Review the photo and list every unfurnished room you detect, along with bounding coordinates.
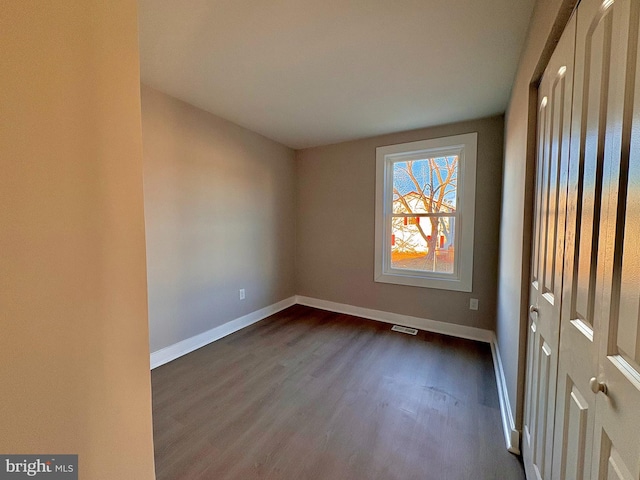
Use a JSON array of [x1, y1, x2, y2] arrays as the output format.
[[3, 1, 640, 480]]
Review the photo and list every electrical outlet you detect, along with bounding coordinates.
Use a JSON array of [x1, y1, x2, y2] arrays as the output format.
[[239, 289, 245, 300], [470, 298, 479, 310]]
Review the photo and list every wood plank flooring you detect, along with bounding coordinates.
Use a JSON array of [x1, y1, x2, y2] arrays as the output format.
[[152, 305, 525, 480]]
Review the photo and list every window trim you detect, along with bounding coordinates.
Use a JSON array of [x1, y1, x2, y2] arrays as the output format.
[[374, 132, 477, 292]]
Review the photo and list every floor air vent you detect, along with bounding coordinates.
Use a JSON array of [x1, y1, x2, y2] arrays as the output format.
[[391, 325, 418, 335]]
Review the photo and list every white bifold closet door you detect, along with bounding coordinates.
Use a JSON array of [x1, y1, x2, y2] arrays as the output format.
[[523, 10, 575, 480], [525, 0, 640, 479]]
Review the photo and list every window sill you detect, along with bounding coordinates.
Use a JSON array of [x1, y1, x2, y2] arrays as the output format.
[[374, 271, 472, 292]]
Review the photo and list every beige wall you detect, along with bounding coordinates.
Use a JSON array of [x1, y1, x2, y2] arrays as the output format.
[[0, 2, 155, 479], [141, 85, 296, 353], [497, 0, 576, 428], [296, 116, 504, 331]]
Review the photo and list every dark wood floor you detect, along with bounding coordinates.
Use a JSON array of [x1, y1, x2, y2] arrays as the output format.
[[152, 305, 525, 480]]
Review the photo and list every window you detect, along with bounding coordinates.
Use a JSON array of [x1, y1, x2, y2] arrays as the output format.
[[374, 133, 477, 292]]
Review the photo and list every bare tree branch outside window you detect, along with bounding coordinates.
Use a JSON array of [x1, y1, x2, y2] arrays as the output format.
[[391, 156, 458, 273]]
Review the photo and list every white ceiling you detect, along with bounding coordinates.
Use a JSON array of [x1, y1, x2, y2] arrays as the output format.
[[138, 0, 535, 149]]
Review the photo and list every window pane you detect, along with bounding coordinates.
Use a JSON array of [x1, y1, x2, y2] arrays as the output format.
[[393, 157, 458, 214], [391, 216, 455, 273]]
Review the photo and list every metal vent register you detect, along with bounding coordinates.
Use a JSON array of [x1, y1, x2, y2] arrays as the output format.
[[391, 325, 418, 335]]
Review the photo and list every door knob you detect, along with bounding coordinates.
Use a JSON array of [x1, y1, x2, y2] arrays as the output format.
[[529, 305, 539, 318], [589, 377, 607, 395]]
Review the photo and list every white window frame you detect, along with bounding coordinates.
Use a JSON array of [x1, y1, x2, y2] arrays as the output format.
[[374, 132, 477, 292]]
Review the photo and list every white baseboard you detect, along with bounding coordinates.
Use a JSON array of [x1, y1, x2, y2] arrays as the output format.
[[295, 295, 494, 343], [490, 334, 521, 454], [150, 296, 296, 369]]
